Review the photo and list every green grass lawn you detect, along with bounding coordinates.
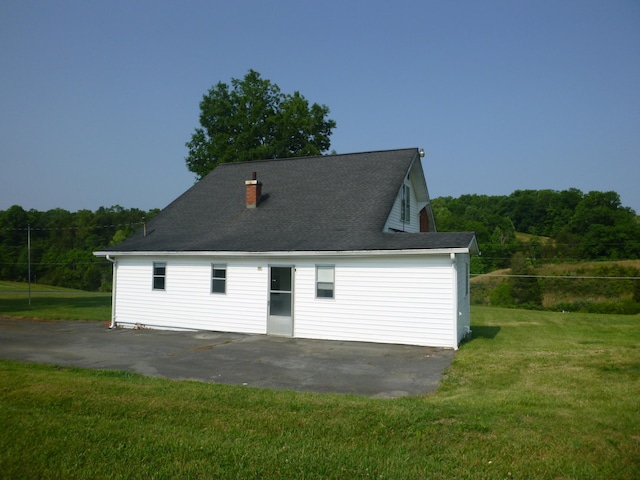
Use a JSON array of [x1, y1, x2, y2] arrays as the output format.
[[0, 305, 639, 478], [0, 281, 111, 321]]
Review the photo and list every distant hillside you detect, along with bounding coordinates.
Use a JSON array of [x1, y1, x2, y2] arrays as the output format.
[[432, 189, 640, 273], [471, 260, 640, 314], [2, 188, 639, 293], [0, 205, 158, 291]]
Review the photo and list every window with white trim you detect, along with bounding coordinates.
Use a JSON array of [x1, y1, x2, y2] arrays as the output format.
[[316, 265, 335, 298], [211, 264, 227, 294], [401, 184, 411, 223], [153, 262, 166, 290]]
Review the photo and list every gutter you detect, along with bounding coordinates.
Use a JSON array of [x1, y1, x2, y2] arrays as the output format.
[[105, 255, 117, 329], [94, 247, 475, 258]]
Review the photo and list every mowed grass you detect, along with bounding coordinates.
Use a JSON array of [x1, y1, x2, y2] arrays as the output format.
[[0, 281, 111, 321], [1, 306, 639, 478]]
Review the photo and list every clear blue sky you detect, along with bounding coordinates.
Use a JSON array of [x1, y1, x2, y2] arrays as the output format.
[[1, 0, 639, 214]]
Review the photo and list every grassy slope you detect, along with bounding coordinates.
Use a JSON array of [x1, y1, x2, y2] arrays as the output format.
[[0, 281, 111, 321], [1, 306, 639, 479], [0, 280, 89, 293], [472, 259, 640, 308]]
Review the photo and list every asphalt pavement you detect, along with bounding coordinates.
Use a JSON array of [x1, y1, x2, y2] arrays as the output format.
[[0, 316, 455, 398]]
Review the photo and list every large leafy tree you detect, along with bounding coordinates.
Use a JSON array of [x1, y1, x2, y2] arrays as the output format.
[[185, 70, 337, 178]]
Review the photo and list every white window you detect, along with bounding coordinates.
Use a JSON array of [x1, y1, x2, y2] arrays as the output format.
[[401, 184, 411, 223], [211, 264, 227, 294], [153, 262, 166, 290], [316, 265, 335, 298]]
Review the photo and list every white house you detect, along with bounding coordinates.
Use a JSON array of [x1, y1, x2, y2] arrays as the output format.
[[95, 148, 479, 349]]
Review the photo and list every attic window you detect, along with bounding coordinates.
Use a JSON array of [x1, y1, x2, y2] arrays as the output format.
[[401, 184, 411, 223]]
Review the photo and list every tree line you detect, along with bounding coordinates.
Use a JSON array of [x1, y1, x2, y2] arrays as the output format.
[[434, 189, 640, 313], [0, 205, 158, 291], [432, 188, 640, 273], [1, 188, 638, 293]]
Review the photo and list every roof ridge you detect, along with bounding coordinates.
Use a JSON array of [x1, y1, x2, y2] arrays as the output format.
[[216, 147, 419, 168]]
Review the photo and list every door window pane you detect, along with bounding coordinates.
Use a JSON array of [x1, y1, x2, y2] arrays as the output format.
[[270, 292, 292, 316], [271, 266, 292, 291]]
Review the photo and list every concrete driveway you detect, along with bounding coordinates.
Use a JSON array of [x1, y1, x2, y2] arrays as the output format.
[[0, 316, 455, 398]]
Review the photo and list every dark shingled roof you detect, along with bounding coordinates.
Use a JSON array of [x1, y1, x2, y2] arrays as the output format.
[[101, 148, 477, 253]]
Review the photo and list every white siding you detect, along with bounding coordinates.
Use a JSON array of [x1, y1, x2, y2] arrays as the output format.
[[455, 253, 471, 345], [115, 256, 268, 333], [384, 177, 420, 233], [294, 255, 456, 347], [112, 253, 461, 348]]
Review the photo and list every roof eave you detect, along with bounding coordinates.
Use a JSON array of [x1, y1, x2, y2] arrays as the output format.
[[468, 236, 481, 255], [94, 247, 475, 258]]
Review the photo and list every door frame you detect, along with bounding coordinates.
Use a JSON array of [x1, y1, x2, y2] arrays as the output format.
[[267, 265, 294, 336]]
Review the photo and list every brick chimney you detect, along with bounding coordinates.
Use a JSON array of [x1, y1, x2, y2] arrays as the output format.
[[245, 172, 262, 208]]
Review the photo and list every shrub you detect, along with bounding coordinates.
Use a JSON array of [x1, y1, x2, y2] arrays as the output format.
[[509, 252, 542, 306], [490, 282, 513, 307]]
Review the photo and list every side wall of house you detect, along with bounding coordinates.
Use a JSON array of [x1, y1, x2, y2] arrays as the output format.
[[113, 254, 459, 348], [455, 253, 471, 345], [114, 256, 269, 333]]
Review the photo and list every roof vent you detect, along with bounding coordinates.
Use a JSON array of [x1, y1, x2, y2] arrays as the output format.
[[245, 172, 262, 208]]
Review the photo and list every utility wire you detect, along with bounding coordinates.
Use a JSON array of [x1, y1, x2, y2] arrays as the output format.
[[0, 222, 144, 232], [472, 274, 640, 280]]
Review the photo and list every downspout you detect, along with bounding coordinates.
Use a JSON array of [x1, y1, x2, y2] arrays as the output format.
[[106, 255, 117, 329]]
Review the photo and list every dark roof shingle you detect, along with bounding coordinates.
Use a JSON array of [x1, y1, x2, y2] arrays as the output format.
[[101, 148, 477, 253]]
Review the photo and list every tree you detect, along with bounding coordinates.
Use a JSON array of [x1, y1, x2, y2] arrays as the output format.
[[0, 205, 158, 291], [509, 252, 542, 307], [185, 70, 337, 178]]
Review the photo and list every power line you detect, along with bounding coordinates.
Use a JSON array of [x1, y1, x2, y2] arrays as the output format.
[[472, 274, 640, 280], [479, 241, 640, 247], [0, 222, 144, 232]]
